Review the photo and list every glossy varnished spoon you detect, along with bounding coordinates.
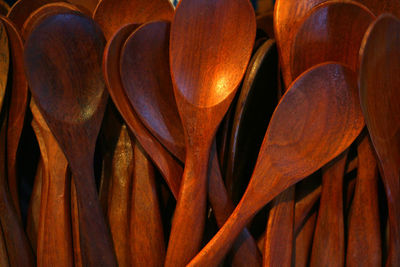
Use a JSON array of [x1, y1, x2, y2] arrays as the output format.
[[93, 0, 173, 40], [168, 1, 256, 265], [347, 132, 381, 267], [189, 63, 364, 266], [290, 1, 375, 82], [24, 13, 116, 266], [359, 14, 400, 266], [120, 20, 261, 267]]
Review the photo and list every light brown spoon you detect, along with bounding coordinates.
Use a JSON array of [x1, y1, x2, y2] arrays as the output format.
[[358, 14, 400, 266], [189, 62, 364, 266], [167, 1, 256, 265], [24, 13, 116, 265], [93, 0, 173, 40]]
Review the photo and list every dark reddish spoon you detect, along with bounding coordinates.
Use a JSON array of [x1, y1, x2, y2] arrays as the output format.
[[359, 14, 400, 266], [189, 63, 364, 266], [24, 13, 116, 266]]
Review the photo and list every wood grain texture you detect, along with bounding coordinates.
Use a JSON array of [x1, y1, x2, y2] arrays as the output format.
[[93, 0, 173, 40], [168, 1, 256, 265], [106, 124, 133, 267], [130, 137, 165, 267], [290, 1, 374, 82], [310, 151, 348, 267], [30, 100, 73, 266], [294, 209, 317, 267], [121, 21, 185, 162], [358, 14, 400, 266], [24, 13, 116, 266], [103, 23, 181, 198], [224, 39, 278, 204], [346, 133, 381, 267], [71, 178, 82, 267], [189, 63, 364, 267], [1, 15, 28, 218], [274, 0, 399, 88], [21, 2, 81, 41], [0, 83, 34, 266], [263, 186, 295, 267], [26, 157, 42, 251]]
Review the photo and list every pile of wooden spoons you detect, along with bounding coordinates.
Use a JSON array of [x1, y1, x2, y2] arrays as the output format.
[[0, 0, 395, 266]]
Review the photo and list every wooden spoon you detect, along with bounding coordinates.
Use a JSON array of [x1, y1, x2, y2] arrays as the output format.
[[1, 15, 28, 220], [294, 208, 318, 267], [21, 2, 82, 41], [189, 62, 364, 266], [93, 0, 173, 40], [0, 17, 8, 117], [118, 21, 261, 267], [310, 151, 348, 267], [24, 13, 116, 266], [358, 14, 400, 266], [168, 1, 256, 265], [30, 101, 73, 266], [120, 21, 185, 162], [290, 1, 375, 82], [346, 132, 381, 267], [224, 39, 278, 204]]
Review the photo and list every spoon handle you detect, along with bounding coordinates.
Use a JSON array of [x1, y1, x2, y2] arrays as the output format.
[[72, 163, 117, 266], [310, 151, 348, 267], [165, 145, 210, 267], [208, 141, 262, 267], [71, 178, 83, 267], [346, 134, 381, 266], [130, 137, 165, 267], [295, 208, 317, 267], [263, 186, 295, 267]]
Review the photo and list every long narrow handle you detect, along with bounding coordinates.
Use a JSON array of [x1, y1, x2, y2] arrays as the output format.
[[208, 142, 262, 267], [73, 163, 117, 266], [130, 138, 165, 267], [295, 209, 317, 267], [263, 186, 295, 267], [165, 144, 211, 267], [310, 151, 348, 267], [346, 135, 381, 266], [71, 179, 82, 267]]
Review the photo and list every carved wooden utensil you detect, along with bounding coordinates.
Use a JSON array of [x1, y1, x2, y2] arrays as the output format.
[[168, 0, 256, 265], [189, 63, 364, 266], [274, 0, 400, 88], [347, 133, 381, 267], [310, 151, 348, 267], [359, 14, 400, 266], [120, 20, 261, 267], [93, 0, 173, 40], [0, 16, 8, 117], [30, 100, 73, 266], [24, 13, 116, 266], [0, 15, 28, 218], [120, 21, 185, 162], [224, 39, 278, 204], [290, 1, 374, 82]]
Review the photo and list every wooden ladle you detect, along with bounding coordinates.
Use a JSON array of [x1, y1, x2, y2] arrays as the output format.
[[24, 13, 116, 266], [168, 0, 256, 265], [189, 63, 364, 266], [358, 14, 400, 266]]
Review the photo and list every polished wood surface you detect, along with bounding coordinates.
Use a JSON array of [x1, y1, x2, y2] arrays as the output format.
[[346, 133, 381, 267], [93, 0, 173, 40], [290, 1, 374, 82], [189, 63, 364, 266], [359, 14, 400, 266], [121, 21, 185, 162], [24, 13, 116, 266], [168, 1, 256, 265], [310, 151, 348, 267]]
